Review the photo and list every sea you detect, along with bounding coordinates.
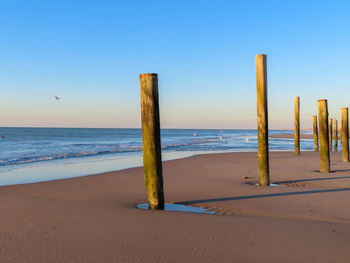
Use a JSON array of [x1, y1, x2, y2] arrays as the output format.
[[0, 127, 314, 186]]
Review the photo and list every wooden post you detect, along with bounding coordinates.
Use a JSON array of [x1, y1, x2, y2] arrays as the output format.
[[139, 73, 164, 210], [341, 107, 349, 162], [334, 119, 338, 151], [329, 118, 333, 151], [294, 96, 300, 155], [318, 100, 330, 173], [256, 54, 270, 186], [313, 115, 319, 151]]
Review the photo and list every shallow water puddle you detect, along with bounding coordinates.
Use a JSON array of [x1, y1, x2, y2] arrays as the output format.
[[270, 183, 287, 187], [137, 203, 217, 214], [254, 183, 287, 187]]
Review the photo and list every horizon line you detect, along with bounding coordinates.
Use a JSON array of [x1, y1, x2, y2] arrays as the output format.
[[0, 126, 312, 131]]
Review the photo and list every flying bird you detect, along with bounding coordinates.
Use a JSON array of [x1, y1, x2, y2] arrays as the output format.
[[54, 96, 60, 100]]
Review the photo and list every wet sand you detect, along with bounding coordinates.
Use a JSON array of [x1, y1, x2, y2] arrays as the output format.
[[0, 151, 350, 262]]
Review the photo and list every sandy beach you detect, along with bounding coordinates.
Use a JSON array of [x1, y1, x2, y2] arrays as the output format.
[[3, 0, 350, 262], [0, 151, 349, 262]]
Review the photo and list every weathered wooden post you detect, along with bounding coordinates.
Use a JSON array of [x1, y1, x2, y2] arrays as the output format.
[[256, 54, 270, 186], [334, 119, 338, 151], [329, 118, 333, 151], [139, 73, 164, 210], [313, 115, 319, 151], [341, 107, 349, 162], [294, 96, 300, 155], [318, 100, 330, 172]]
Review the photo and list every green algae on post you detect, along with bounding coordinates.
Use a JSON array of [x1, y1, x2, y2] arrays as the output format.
[[334, 119, 338, 151], [318, 100, 330, 173], [294, 96, 300, 155], [313, 115, 319, 151], [329, 118, 333, 151], [341, 108, 349, 162], [139, 73, 165, 210], [256, 54, 270, 186]]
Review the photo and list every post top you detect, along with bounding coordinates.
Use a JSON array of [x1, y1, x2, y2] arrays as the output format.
[[341, 107, 349, 110], [317, 99, 327, 102], [139, 73, 158, 78], [255, 54, 267, 57]]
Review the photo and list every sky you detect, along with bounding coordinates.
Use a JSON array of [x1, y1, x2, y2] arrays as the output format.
[[1, 0, 350, 129]]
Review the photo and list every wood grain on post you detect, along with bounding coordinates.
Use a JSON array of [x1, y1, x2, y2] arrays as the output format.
[[313, 115, 319, 151], [329, 118, 333, 151], [256, 54, 270, 186], [318, 100, 330, 173], [294, 96, 300, 155], [334, 119, 338, 151], [341, 107, 349, 162], [139, 73, 164, 210]]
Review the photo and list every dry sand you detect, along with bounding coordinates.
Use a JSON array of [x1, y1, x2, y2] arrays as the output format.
[[0, 151, 350, 262]]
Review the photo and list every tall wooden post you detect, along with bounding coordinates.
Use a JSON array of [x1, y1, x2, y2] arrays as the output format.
[[256, 54, 270, 186], [294, 96, 300, 155], [139, 73, 164, 210], [313, 115, 319, 151], [318, 100, 330, 173], [341, 107, 349, 162], [334, 119, 338, 151], [329, 118, 333, 151]]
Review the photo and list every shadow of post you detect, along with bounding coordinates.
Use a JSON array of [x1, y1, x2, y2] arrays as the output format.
[[177, 187, 350, 205], [275, 175, 350, 184]]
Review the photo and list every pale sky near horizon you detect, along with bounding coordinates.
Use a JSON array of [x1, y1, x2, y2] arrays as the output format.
[[1, 0, 350, 129]]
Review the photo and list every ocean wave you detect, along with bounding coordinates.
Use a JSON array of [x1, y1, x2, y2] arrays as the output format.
[[0, 128, 314, 166], [0, 135, 241, 166], [0, 145, 146, 166], [0, 138, 215, 166]]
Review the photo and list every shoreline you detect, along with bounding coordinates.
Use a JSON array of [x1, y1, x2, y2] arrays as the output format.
[[0, 128, 317, 187], [0, 148, 316, 187], [0, 150, 350, 262], [0, 150, 224, 187]]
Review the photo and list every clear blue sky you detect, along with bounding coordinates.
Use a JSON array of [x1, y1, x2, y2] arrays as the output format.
[[1, 0, 349, 129]]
